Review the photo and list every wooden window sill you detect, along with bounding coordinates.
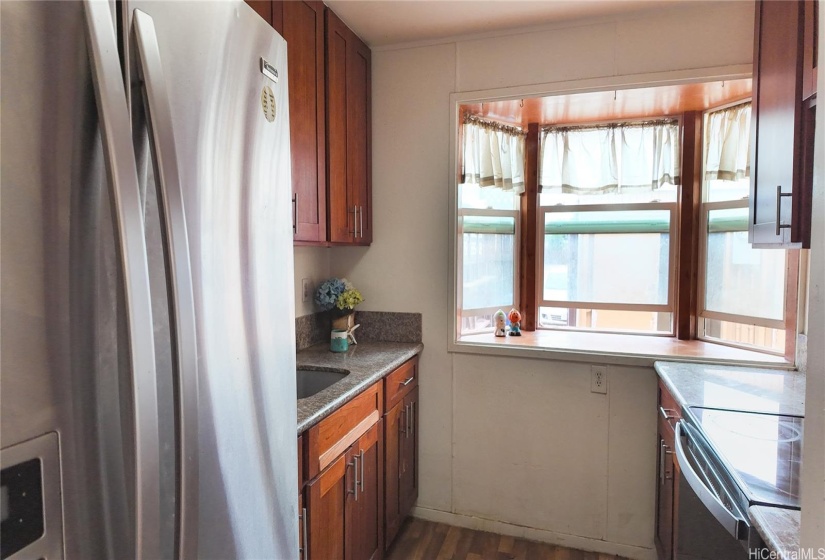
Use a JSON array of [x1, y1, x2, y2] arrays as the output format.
[[453, 330, 792, 369]]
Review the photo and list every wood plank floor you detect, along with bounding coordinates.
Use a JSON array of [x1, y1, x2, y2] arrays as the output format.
[[385, 518, 631, 560]]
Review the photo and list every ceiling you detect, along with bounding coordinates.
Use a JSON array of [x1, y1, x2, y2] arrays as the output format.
[[460, 79, 753, 127], [325, 0, 694, 47]]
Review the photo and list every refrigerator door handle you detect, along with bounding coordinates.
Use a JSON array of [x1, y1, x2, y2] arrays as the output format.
[[83, 1, 161, 558], [133, 9, 200, 560]]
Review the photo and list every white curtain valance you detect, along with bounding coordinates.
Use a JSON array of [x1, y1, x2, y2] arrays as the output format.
[[704, 102, 751, 181], [539, 120, 680, 194], [462, 116, 526, 194]]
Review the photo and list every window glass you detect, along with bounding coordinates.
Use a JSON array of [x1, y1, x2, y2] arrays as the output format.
[[539, 183, 677, 206], [543, 210, 670, 305], [704, 177, 750, 203], [459, 182, 518, 210], [702, 319, 785, 354], [461, 216, 515, 311], [539, 306, 672, 334], [704, 208, 785, 321]]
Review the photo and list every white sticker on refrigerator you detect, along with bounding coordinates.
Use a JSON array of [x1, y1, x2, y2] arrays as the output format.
[[261, 86, 276, 123]]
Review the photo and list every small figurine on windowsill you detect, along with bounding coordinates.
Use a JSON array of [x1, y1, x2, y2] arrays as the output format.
[[508, 308, 522, 336], [494, 309, 507, 337]]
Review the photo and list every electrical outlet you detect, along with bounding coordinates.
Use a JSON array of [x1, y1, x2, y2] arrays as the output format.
[[591, 365, 608, 394], [302, 278, 311, 303]]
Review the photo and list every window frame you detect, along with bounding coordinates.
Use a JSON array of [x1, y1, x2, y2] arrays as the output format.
[[536, 201, 678, 323], [447, 73, 801, 363]]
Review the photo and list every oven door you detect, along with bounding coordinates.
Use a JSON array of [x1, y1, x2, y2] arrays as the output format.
[[673, 421, 758, 560]]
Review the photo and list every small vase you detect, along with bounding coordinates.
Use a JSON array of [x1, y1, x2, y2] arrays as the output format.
[[331, 312, 355, 331]]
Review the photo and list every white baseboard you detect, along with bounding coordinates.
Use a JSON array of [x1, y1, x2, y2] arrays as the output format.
[[410, 506, 658, 560]]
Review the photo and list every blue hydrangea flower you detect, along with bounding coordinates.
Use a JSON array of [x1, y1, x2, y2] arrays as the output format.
[[315, 278, 345, 311]]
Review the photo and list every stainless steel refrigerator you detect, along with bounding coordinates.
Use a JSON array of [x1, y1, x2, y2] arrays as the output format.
[[1, 1, 298, 558]]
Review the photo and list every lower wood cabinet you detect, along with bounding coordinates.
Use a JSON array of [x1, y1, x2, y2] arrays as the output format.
[[384, 386, 418, 547], [655, 380, 681, 560], [306, 422, 382, 560], [300, 356, 419, 559]]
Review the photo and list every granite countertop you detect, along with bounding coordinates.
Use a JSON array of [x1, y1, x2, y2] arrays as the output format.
[[654, 361, 806, 416], [296, 341, 423, 434], [749, 506, 801, 559]]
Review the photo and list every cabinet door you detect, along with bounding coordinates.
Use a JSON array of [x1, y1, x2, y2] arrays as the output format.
[[283, 1, 327, 243], [383, 402, 403, 548], [299, 492, 307, 560], [326, 10, 371, 245], [307, 454, 349, 560], [346, 421, 383, 560], [346, 33, 372, 244], [802, 0, 818, 100], [399, 387, 418, 518], [326, 9, 352, 243], [749, 0, 807, 247], [655, 434, 675, 560]]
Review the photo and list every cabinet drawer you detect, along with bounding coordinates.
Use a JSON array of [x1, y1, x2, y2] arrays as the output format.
[[306, 382, 381, 480], [384, 357, 418, 413]]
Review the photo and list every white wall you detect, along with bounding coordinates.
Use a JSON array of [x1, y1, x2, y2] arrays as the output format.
[[293, 246, 329, 317], [323, 3, 758, 558], [800, 5, 825, 550]]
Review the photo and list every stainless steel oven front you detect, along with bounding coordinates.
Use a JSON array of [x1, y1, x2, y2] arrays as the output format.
[[673, 405, 803, 560]]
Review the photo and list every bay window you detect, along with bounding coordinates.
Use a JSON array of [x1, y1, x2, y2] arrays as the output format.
[[453, 90, 801, 361]]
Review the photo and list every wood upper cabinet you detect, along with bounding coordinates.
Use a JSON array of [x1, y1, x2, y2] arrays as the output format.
[[802, 0, 818, 101], [245, 0, 274, 26], [326, 9, 372, 245], [278, 0, 327, 243], [749, 0, 813, 248]]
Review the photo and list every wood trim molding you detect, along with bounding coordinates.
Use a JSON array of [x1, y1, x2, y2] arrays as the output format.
[[676, 111, 703, 340], [318, 410, 380, 473], [519, 123, 539, 331]]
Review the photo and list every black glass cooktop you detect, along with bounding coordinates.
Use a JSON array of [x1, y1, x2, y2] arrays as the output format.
[[687, 407, 803, 509]]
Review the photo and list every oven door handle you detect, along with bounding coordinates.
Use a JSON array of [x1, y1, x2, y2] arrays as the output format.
[[674, 421, 748, 541]]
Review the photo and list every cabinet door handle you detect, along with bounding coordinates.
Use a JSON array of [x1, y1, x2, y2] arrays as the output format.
[[348, 456, 359, 500], [359, 449, 365, 493], [400, 376, 415, 387], [405, 404, 411, 438], [775, 185, 792, 236], [659, 407, 676, 421], [350, 206, 357, 237], [660, 442, 673, 483], [659, 442, 666, 483], [299, 507, 307, 558], [359, 205, 363, 238], [292, 194, 297, 235], [411, 401, 415, 437]]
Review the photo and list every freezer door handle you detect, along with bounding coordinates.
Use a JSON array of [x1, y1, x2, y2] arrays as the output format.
[[83, 1, 161, 558], [133, 9, 200, 560]]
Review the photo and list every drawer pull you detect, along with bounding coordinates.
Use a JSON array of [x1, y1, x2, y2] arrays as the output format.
[[659, 406, 676, 421], [348, 456, 359, 501], [400, 376, 415, 387]]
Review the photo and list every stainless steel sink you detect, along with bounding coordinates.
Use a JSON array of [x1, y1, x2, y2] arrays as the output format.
[[297, 369, 349, 400]]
